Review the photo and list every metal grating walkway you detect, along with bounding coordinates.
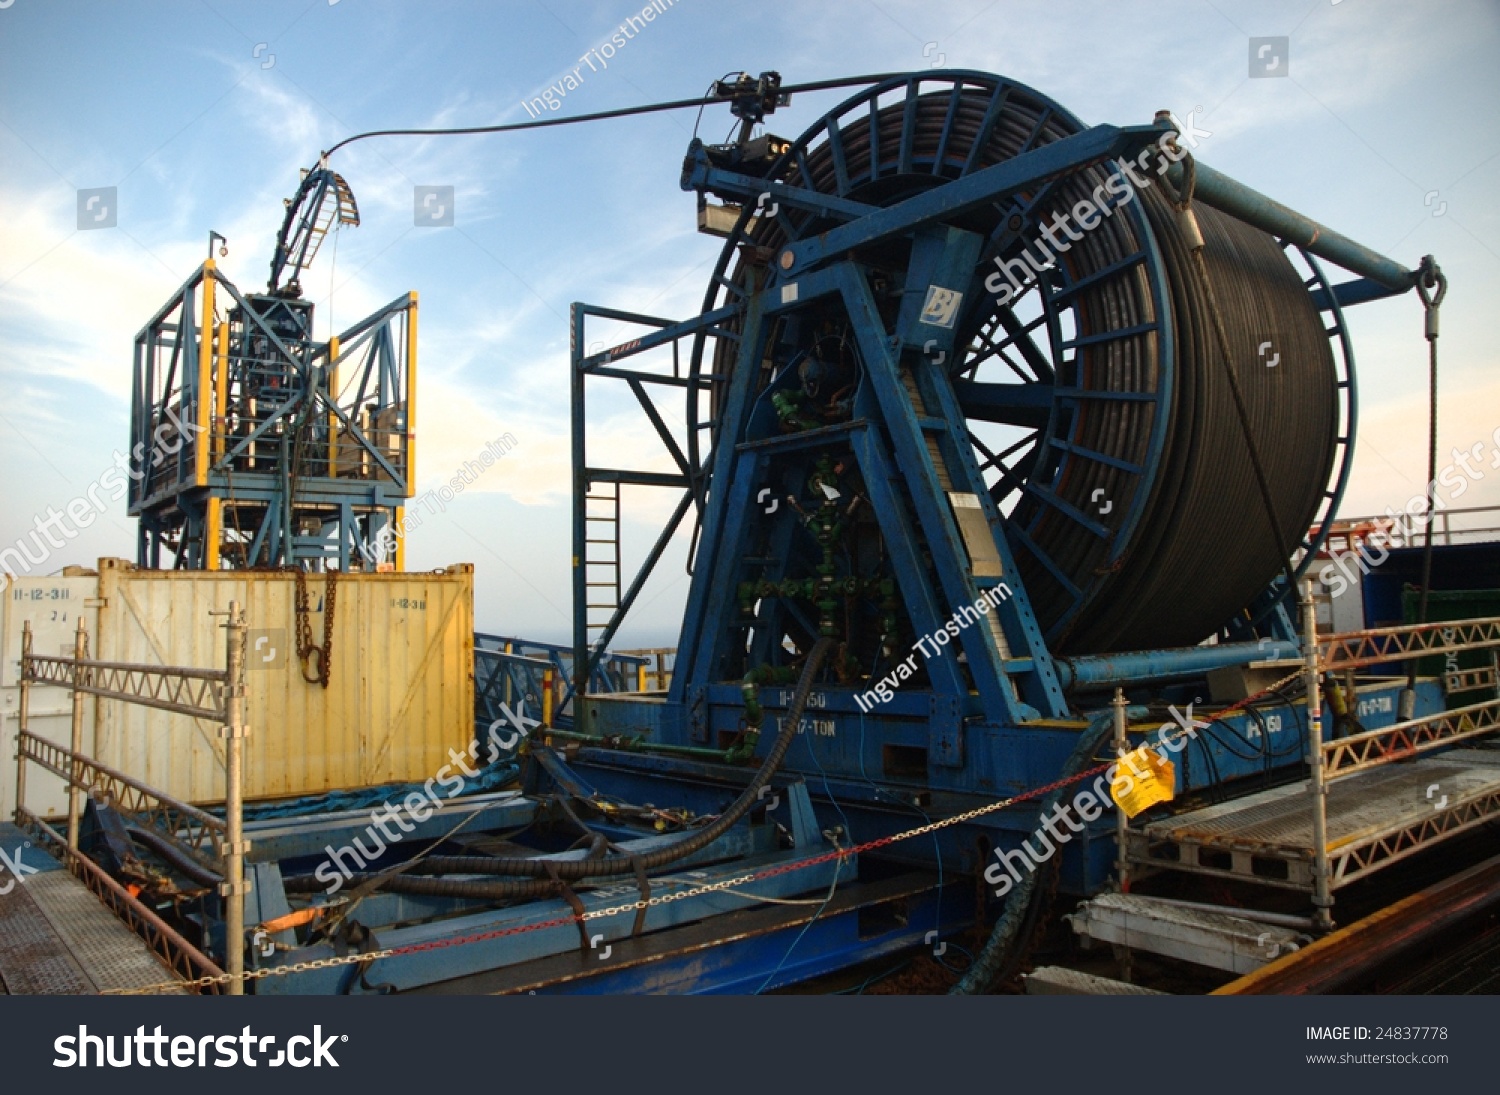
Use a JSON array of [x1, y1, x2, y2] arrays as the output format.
[[0, 827, 184, 995], [1128, 749, 1500, 892]]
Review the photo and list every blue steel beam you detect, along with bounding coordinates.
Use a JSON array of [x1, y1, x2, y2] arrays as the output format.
[[1162, 157, 1418, 292], [1055, 640, 1301, 689], [242, 792, 536, 864], [459, 875, 969, 995], [848, 424, 972, 708], [1309, 277, 1410, 311], [781, 123, 1167, 276], [255, 850, 846, 994], [577, 303, 741, 370], [836, 261, 1044, 726], [670, 290, 768, 705], [256, 783, 838, 994], [684, 155, 878, 222], [899, 231, 1069, 719]]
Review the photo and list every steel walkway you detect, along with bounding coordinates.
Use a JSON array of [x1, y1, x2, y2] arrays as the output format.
[[0, 823, 183, 995], [1128, 748, 1500, 892]]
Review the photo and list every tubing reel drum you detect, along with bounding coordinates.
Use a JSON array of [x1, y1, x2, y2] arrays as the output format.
[[684, 72, 1351, 672]]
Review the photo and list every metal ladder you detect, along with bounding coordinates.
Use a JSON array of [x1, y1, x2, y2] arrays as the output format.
[[286, 173, 361, 279], [584, 483, 622, 651]]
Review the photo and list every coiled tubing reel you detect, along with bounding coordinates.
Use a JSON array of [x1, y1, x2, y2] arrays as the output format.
[[678, 71, 1354, 671]]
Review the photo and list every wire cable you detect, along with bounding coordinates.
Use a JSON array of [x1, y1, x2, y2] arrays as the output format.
[[754, 834, 845, 995], [1408, 261, 1448, 695], [321, 74, 906, 158]]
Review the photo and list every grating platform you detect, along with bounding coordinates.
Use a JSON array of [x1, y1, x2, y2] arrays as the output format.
[[1128, 749, 1500, 892], [0, 825, 184, 995]]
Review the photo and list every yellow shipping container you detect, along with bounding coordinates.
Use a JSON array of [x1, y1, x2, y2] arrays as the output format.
[[78, 558, 474, 805]]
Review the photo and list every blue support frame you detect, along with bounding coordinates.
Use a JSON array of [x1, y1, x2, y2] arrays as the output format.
[[474, 633, 649, 733], [558, 67, 1428, 903], [246, 782, 848, 994], [152, 70, 1441, 996]]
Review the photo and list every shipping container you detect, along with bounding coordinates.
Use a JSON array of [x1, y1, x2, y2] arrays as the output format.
[[2, 572, 101, 820], [1401, 585, 1500, 700], [7, 559, 475, 808]]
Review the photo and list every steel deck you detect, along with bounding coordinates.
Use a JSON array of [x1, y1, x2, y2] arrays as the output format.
[[1128, 748, 1500, 891], [0, 824, 183, 995]]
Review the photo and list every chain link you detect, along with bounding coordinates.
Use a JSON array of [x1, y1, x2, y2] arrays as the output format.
[[294, 567, 313, 673], [321, 568, 336, 687], [293, 567, 335, 688]]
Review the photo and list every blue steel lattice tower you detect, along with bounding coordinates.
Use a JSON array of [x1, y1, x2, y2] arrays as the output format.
[[129, 168, 417, 571]]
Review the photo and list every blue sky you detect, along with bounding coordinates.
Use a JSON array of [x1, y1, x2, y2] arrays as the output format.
[[2, 0, 1498, 646]]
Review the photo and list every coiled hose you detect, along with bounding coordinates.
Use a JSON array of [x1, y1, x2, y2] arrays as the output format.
[[701, 77, 1338, 654], [126, 825, 223, 889], [284, 638, 834, 897], [1062, 185, 1337, 652]]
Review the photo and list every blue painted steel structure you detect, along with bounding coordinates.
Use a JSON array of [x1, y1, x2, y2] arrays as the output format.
[[474, 633, 649, 735], [99, 71, 1453, 995], [561, 70, 1430, 911], [131, 170, 416, 572]]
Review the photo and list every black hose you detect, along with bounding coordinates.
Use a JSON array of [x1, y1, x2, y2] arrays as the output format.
[[126, 825, 223, 888], [282, 872, 557, 901], [950, 714, 1114, 993], [292, 638, 834, 889], [322, 74, 905, 157]]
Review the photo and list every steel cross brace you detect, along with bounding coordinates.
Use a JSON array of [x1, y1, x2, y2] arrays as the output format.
[[683, 124, 1167, 281], [673, 253, 1065, 747], [829, 256, 1064, 726]]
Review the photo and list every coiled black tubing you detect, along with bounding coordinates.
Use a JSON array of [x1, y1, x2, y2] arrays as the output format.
[[707, 78, 1337, 654], [276, 80, 1338, 907], [281, 638, 835, 893]]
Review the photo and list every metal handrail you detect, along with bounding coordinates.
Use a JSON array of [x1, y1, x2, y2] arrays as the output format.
[[26, 654, 228, 682], [1315, 503, 1500, 548], [24, 653, 227, 721], [1319, 616, 1500, 672], [17, 731, 226, 864], [19, 808, 226, 993], [14, 606, 250, 994], [1322, 697, 1500, 780]]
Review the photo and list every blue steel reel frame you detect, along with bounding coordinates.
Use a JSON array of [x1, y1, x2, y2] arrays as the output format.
[[1226, 243, 1358, 640], [681, 71, 1178, 650], [569, 301, 740, 699]]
